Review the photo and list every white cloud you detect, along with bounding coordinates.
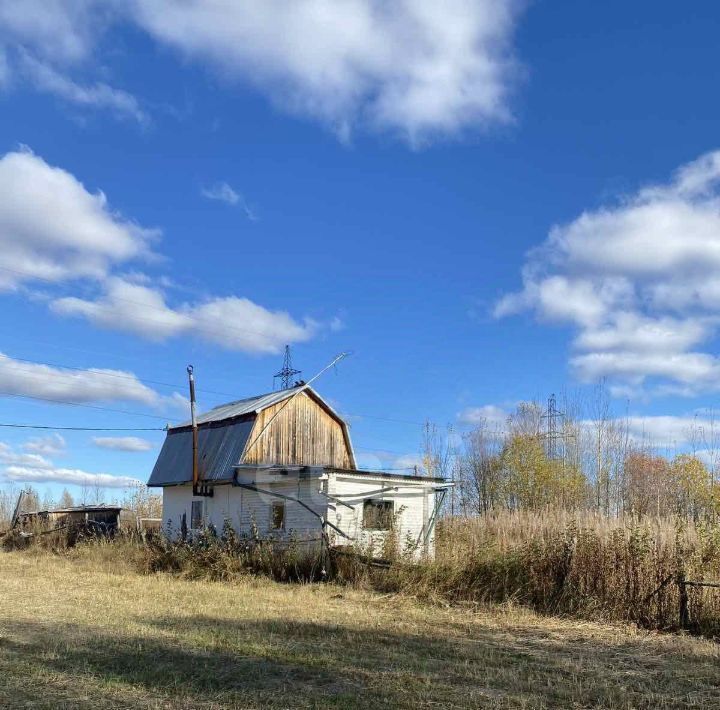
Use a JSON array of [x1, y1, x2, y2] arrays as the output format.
[[52, 276, 317, 354], [18, 52, 148, 124], [0, 2, 143, 121], [23, 433, 66, 456], [4, 464, 141, 488], [0, 1, 109, 65], [0, 441, 52, 468], [0, 436, 143, 488], [0, 351, 166, 406], [571, 351, 720, 389], [131, 0, 522, 142], [622, 415, 707, 447], [92, 436, 154, 452], [496, 150, 720, 396], [2, 1, 524, 143], [201, 182, 257, 220], [457, 404, 509, 427], [392, 454, 425, 472], [0, 147, 317, 352], [573, 313, 709, 354], [0, 148, 156, 290], [201, 182, 239, 205]]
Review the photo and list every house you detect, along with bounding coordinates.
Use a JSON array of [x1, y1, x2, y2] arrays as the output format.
[[148, 385, 449, 557]]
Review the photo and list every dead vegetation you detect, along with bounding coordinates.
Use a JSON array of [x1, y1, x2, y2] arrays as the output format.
[[6, 509, 720, 638], [1, 548, 720, 709], [369, 511, 720, 635]]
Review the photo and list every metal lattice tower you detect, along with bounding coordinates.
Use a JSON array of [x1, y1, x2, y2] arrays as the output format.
[[273, 345, 302, 390], [541, 393, 565, 460]]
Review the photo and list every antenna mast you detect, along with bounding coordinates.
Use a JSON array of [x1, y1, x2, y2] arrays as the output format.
[[274, 345, 302, 390]]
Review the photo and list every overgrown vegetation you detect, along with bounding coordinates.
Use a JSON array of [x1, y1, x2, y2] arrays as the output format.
[[376, 512, 720, 636], [9, 508, 720, 638]]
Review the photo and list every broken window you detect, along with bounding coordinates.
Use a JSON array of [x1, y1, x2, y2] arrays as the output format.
[[363, 499, 394, 530], [191, 500, 204, 530], [271, 501, 285, 530]]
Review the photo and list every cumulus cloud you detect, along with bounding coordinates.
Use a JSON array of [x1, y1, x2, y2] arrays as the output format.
[[0, 442, 52, 468], [496, 150, 720, 396], [22, 433, 66, 456], [92, 436, 154, 452], [0, 148, 156, 290], [0, 437, 143, 488], [0, 148, 317, 352], [132, 0, 522, 142], [2, 1, 524, 143], [0, 352, 168, 406], [621, 415, 709, 447], [52, 276, 316, 354], [4, 464, 141, 488]]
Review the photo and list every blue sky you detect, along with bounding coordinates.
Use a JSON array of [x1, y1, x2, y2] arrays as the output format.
[[1, 1, 720, 500]]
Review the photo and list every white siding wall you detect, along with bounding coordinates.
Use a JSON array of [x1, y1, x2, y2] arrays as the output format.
[[161, 472, 439, 558], [161, 477, 325, 540], [328, 473, 436, 558]]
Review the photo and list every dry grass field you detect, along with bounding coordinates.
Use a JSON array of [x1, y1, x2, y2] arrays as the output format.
[[1, 549, 720, 709]]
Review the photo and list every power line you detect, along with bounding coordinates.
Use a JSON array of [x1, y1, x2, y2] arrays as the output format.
[[0, 423, 165, 431], [0, 390, 176, 422], [3, 354, 186, 392], [0, 353, 427, 428], [344, 412, 425, 426]]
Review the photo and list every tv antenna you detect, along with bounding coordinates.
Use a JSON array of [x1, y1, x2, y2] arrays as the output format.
[[273, 345, 302, 390]]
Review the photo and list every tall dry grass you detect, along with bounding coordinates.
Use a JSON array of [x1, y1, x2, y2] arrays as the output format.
[[6, 509, 720, 636], [347, 510, 720, 635]]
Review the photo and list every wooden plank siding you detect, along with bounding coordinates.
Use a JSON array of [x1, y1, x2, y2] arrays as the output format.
[[241, 391, 354, 468]]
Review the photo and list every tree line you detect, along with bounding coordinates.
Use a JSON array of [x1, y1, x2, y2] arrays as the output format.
[[424, 386, 720, 521]]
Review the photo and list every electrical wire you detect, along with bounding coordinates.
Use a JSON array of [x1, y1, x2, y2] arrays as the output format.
[[0, 352, 427, 427], [0, 390, 177, 422], [0, 423, 165, 431]]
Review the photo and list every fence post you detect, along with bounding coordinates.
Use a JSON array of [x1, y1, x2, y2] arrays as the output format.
[[677, 570, 690, 630]]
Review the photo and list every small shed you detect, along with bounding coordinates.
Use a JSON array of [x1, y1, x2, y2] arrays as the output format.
[[148, 385, 449, 557], [13, 503, 122, 536]]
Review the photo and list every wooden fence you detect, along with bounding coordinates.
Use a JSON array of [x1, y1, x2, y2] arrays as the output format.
[[644, 571, 720, 630]]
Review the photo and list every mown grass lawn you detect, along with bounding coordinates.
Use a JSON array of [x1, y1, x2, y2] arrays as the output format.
[[0, 550, 719, 709]]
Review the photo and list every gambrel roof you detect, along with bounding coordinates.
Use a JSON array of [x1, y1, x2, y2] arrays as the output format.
[[148, 385, 355, 486]]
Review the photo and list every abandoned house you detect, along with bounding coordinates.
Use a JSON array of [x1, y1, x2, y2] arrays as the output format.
[[148, 385, 448, 557]]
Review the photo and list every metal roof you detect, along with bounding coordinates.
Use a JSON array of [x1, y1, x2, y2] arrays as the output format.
[[170, 386, 306, 429], [148, 417, 254, 486], [150, 385, 356, 486]]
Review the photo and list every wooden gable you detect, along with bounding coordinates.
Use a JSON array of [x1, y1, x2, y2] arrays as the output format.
[[241, 390, 355, 469]]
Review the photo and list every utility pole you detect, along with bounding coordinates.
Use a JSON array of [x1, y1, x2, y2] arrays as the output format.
[[273, 345, 302, 390], [188, 365, 212, 497]]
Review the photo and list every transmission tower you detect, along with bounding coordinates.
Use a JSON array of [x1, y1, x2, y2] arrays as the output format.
[[541, 393, 565, 460], [273, 345, 302, 390]]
